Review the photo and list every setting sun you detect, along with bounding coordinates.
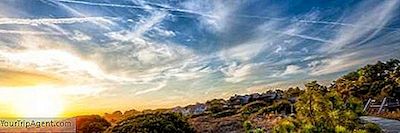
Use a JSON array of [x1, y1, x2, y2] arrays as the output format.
[[0, 86, 65, 118]]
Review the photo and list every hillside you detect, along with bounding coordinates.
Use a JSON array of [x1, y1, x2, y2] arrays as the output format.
[[76, 59, 400, 133]]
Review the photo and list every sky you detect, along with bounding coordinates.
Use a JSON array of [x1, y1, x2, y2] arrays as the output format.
[[0, 0, 399, 116]]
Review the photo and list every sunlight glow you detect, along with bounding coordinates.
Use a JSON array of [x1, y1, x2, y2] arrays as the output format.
[[0, 86, 65, 118]]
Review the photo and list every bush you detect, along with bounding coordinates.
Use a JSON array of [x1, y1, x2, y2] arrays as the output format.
[[243, 121, 265, 133], [109, 112, 194, 133], [212, 109, 236, 118], [239, 101, 268, 117], [363, 123, 382, 133], [272, 118, 296, 133], [76, 115, 111, 133], [273, 81, 380, 133], [206, 99, 226, 114]]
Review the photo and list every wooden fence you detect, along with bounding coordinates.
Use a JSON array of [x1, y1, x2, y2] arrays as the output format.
[[363, 97, 400, 114]]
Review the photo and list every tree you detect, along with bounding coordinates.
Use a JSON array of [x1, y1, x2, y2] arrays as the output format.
[[76, 115, 111, 133], [206, 99, 226, 114], [333, 59, 400, 100], [273, 81, 377, 133], [109, 112, 194, 133], [284, 87, 303, 98]]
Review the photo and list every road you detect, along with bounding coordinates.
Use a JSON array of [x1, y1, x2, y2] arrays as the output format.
[[360, 116, 400, 133]]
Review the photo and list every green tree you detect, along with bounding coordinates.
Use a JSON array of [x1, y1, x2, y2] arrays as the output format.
[[273, 81, 377, 133], [333, 59, 400, 100]]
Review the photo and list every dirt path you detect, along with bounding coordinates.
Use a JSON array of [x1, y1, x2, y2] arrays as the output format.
[[360, 116, 400, 133]]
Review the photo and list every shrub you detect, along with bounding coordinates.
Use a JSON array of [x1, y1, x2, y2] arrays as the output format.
[[272, 118, 296, 133], [239, 101, 268, 117], [363, 123, 382, 133], [76, 115, 111, 133], [243, 121, 265, 133], [212, 109, 236, 118], [273, 81, 381, 133], [110, 112, 195, 133]]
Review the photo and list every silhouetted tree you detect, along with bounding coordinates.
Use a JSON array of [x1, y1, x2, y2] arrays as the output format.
[[110, 112, 194, 133], [76, 115, 111, 133]]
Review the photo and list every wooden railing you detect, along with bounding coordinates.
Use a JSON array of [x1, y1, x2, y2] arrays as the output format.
[[363, 97, 400, 114]]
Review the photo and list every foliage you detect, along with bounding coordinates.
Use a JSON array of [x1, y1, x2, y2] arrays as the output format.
[[273, 81, 381, 133], [255, 100, 291, 117], [239, 101, 268, 117], [243, 121, 265, 133], [373, 110, 400, 120], [333, 59, 400, 100], [212, 109, 236, 118], [76, 115, 111, 133], [272, 118, 296, 133], [110, 112, 195, 133], [363, 123, 382, 133], [284, 87, 304, 98], [206, 99, 227, 114]]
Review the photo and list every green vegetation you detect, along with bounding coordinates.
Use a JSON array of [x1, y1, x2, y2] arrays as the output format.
[[243, 121, 264, 133], [272, 81, 380, 133], [109, 112, 194, 133], [270, 59, 400, 132], [333, 59, 400, 100]]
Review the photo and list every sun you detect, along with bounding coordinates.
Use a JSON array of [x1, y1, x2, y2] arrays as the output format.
[[11, 87, 65, 118]]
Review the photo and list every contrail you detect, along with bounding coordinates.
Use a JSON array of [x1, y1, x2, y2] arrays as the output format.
[[55, 0, 152, 10], [0, 29, 62, 35], [237, 15, 400, 31], [0, 17, 114, 26], [268, 30, 334, 44], [53, 0, 215, 18], [53, 0, 400, 31]]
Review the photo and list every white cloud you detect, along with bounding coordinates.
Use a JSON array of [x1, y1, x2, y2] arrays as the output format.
[[219, 38, 270, 61], [220, 62, 259, 83], [181, 0, 238, 32], [319, 0, 400, 53], [219, 12, 323, 62], [0, 49, 105, 82], [45, 0, 117, 30], [0, 29, 61, 35], [105, 11, 167, 41], [134, 81, 167, 95], [152, 27, 175, 37], [71, 30, 91, 41], [280, 65, 304, 76], [0, 17, 114, 26]]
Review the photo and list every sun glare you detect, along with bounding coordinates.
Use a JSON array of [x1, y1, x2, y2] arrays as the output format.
[[0, 86, 65, 118]]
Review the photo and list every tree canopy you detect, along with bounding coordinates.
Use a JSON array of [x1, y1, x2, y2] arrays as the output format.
[[333, 59, 400, 100], [109, 112, 194, 133]]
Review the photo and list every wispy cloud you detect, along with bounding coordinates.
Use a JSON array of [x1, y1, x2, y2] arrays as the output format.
[[134, 81, 167, 95], [219, 62, 261, 83], [0, 17, 114, 26], [181, 0, 238, 32], [54, 0, 213, 18], [280, 65, 304, 76], [0, 0, 399, 111], [70, 30, 91, 41], [0, 29, 61, 35], [319, 0, 400, 53]]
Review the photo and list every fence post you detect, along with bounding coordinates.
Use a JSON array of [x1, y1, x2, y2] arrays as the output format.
[[363, 98, 372, 113], [378, 97, 387, 114]]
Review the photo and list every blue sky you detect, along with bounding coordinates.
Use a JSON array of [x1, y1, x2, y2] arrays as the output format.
[[0, 0, 399, 113]]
